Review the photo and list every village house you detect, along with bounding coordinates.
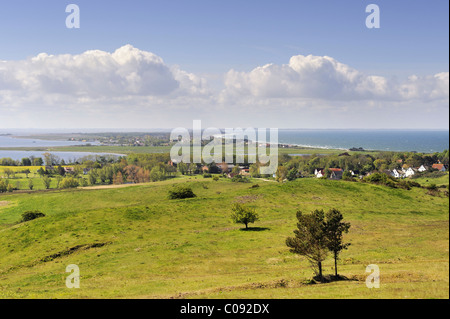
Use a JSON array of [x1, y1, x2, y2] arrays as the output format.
[[418, 165, 428, 172], [432, 164, 447, 172], [314, 168, 325, 178], [64, 167, 75, 173], [391, 168, 405, 179], [216, 163, 234, 173], [329, 168, 343, 180], [404, 167, 416, 178]]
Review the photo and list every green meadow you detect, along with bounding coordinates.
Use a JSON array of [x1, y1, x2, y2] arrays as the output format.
[[0, 176, 448, 299]]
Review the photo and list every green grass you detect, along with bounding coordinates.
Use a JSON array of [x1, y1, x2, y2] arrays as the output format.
[[413, 173, 449, 187], [0, 177, 448, 299]]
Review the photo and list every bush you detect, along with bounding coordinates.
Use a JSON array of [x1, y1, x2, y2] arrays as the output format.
[[0, 180, 7, 193], [364, 173, 396, 188], [203, 173, 212, 178], [231, 175, 250, 183], [59, 176, 79, 189], [168, 186, 196, 199], [20, 210, 45, 223], [213, 176, 219, 181]]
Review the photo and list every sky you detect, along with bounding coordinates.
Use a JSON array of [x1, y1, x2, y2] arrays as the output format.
[[0, 0, 448, 130]]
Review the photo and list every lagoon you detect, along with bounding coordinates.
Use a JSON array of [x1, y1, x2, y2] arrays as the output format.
[[0, 136, 122, 162]]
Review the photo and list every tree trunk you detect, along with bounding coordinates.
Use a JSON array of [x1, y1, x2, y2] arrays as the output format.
[[334, 252, 338, 277], [318, 261, 323, 282]]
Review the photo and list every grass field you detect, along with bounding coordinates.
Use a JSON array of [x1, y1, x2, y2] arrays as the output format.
[[0, 166, 68, 191], [0, 176, 448, 299]]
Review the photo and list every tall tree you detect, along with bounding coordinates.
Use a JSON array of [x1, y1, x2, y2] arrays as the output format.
[[325, 209, 351, 277], [286, 209, 329, 281]]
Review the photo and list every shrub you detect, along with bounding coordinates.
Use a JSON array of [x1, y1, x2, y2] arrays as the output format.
[[20, 210, 46, 223], [203, 173, 212, 178], [0, 180, 7, 193], [59, 176, 79, 189], [231, 175, 249, 183], [212, 176, 219, 181], [168, 186, 196, 199], [364, 173, 396, 188]]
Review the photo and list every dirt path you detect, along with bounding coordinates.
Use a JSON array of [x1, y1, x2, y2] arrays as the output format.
[[82, 183, 149, 190]]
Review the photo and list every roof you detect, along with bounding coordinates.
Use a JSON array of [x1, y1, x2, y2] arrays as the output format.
[[329, 168, 343, 172], [432, 164, 444, 170]]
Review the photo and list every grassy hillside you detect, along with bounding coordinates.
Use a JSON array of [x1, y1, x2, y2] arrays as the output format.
[[0, 177, 448, 298]]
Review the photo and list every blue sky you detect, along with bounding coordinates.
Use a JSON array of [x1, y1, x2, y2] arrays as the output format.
[[0, 1, 448, 129]]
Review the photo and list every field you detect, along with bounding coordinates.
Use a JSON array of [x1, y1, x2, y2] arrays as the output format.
[[0, 166, 64, 191], [0, 176, 448, 299]]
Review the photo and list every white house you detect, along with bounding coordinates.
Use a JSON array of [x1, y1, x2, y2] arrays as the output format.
[[404, 167, 416, 178], [314, 169, 324, 178], [391, 169, 404, 179], [418, 165, 427, 172]]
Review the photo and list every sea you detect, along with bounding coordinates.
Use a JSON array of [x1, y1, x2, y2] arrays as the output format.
[[0, 129, 448, 161], [276, 129, 449, 153], [0, 135, 122, 162]]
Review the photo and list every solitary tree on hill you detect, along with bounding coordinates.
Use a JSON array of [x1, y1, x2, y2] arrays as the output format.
[[231, 203, 259, 230]]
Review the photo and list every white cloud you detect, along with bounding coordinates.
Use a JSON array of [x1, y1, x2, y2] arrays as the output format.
[[0, 47, 448, 129], [0, 45, 208, 99], [222, 54, 449, 102]]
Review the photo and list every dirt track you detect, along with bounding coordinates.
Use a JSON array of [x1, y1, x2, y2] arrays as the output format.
[[82, 183, 147, 190]]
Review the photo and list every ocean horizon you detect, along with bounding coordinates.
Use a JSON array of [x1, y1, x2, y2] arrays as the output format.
[[0, 129, 448, 156]]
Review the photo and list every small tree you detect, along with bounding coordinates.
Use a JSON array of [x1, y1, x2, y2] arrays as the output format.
[[325, 209, 351, 277], [23, 169, 31, 178], [286, 209, 329, 281], [28, 179, 34, 190], [3, 168, 14, 179], [177, 162, 188, 175], [287, 167, 298, 181], [113, 171, 124, 185], [42, 176, 51, 189], [231, 203, 259, 230], [88, 169, 98, 185], [275, 166, 288, 182], [0, 180, 7, 193]]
